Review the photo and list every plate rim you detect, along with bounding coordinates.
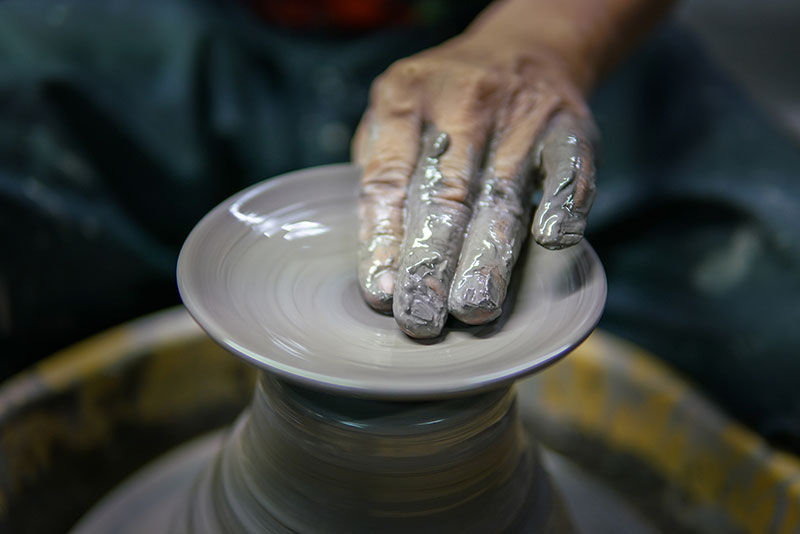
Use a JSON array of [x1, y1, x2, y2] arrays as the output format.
[[177, 164, 607, 400]]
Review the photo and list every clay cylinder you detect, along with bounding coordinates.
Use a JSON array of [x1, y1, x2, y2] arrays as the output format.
[[179, 373, 544, 533]]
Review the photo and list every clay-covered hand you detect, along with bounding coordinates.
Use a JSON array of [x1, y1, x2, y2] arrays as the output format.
[[353, 38, 597, 339]]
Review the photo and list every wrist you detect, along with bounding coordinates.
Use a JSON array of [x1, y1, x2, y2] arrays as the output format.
[[458, 0, 672, 94], [462, 2, 608, 93]]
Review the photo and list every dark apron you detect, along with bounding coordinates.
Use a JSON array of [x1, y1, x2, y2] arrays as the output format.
[[1, 0, 799, 450]]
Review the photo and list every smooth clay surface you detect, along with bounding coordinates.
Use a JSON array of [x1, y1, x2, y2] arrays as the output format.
[[175, 376, 557, 533], [177, 164, 606, 399]]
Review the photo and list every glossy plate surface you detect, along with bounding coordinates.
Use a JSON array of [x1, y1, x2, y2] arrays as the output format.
[[177, 164, 606, 399]]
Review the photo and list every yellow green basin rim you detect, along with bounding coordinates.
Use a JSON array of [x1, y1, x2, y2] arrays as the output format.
[[521, 331, 800, 534], [1, 307, 799, 533]]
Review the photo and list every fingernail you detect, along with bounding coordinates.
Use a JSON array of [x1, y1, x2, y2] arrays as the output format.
[[394, 278, 447, 339], [361, 270, 395, 313], [534, 205, 585, 250], [375, 270, 395, 295], [535, 230, 583, 250], [449, 269, 503, 325]]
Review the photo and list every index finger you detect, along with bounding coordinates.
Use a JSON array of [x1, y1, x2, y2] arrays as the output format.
[[357, 110, 421, 312]]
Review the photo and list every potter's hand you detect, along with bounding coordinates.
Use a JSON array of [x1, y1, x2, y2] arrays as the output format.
[[353, 39, 596, 338], [353, 0, 670, 338]]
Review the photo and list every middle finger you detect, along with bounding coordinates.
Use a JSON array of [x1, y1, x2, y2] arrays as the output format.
[[392, 116, 489, 338]]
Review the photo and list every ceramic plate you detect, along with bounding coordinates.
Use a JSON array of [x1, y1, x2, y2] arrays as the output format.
[[177, 164, 606, 399]]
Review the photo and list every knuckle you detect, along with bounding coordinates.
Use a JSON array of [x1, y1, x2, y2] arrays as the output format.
[[438, 185, 469, 204], [493, 160, 525, 184], [489, 173, 524, 200], [568, 133, 594, 156], [459, 68, 504, 104], [507, 86, 543, 118], [360, 184, 405, 212], [482, 177, 526, 217], [435, 161, 472, 204], [362, 159, 413, 188], [385, 58, 424, 80], [376, 59, 425, 92], [370, 63, 423, 114]]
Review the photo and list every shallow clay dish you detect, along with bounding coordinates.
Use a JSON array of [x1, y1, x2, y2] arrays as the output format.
[[177, 164, 606, 399]]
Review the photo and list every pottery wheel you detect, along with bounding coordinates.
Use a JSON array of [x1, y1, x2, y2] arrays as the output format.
[[177, 164, 606, 399]]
